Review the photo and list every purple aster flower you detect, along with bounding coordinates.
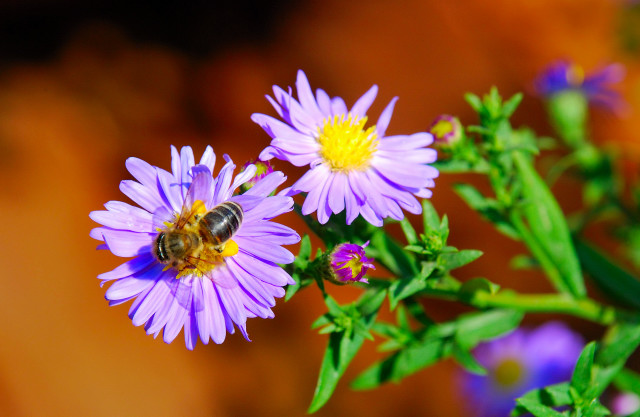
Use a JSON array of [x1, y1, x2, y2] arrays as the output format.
[[89, 145, 300, 349], [327, 241, 375, 284], [239, 158, 274, 193], [429, 114, 463, 146], [459, 321, 584, 417], [252, 70, 438, 227], [534, 60, 625, 111]]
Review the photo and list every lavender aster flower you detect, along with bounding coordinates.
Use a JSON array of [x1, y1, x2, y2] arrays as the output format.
[[459, 321, 584, 417], [328, 242, 375, 284], [90, 145, 299, 349], [534, 60, 625, 111], [252, 70, 438, 226]]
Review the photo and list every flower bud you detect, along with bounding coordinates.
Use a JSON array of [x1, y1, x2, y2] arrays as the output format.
[[324, 242, 375, 285], [239, 159, 274, 193], [429, 114, 463, 146]]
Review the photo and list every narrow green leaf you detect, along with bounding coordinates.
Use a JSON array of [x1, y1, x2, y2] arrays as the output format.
[[452, 343, 487, 375], [350, 338, 450, 390], [515, 398, 566, 417], [512, 383, 573, 416], [307, 290, 386, 413], [571, 341, 596, 396], [513, 152, 586, 297], [614, 369, 640, 395], [465, 92, 483, 112], [455, 309, 524, 349], [575, 239, 640, 310], [502, 93, 524, 118], [388, 262, 436, 309], [368, 230, 418, 279], [421, 199, 440, 231], [400, 218, 418, 245], [440, 249, 483, 270]]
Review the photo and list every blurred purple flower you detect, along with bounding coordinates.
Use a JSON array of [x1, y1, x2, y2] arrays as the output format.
[[459, 321, 584, 417], [534, 60, 626, 111], [90, 145, 299, 349], [329, 241, 375, 284], [611, 392, 640, 416], [252, 70, 438, 227]]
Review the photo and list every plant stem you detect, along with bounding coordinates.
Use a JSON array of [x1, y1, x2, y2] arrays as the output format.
[[470, 291, 617, 325]]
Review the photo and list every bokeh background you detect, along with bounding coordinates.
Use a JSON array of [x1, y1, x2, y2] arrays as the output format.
[[2, 1, 640, 416]]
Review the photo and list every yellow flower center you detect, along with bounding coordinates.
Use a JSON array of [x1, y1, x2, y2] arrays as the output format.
[[567, 64, 585, 87], [431, 119, 454, 138], [317, 114, 378, 171], [493, 358, 525, 388], [336, 257, 364, 278]]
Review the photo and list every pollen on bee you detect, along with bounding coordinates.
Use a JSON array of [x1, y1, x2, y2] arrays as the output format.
[[219, 239, 239, 257]]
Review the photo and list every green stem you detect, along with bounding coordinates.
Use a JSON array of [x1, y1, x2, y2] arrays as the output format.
[[509, 212, 571, 294], [470, 291, 616, 325]]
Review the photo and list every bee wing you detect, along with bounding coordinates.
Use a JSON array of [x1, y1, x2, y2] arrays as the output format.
[[176, 165, 214, 229]]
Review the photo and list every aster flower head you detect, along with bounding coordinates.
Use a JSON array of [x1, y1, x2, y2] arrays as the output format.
[[429, 114, 463, 146], [534, 60, 626, 111], [459, 321, 584, 417], [239, 158, 274, 193], [89, 145, 300, 349], [327, 241, 375, 285], [252, 70, 439, 227]]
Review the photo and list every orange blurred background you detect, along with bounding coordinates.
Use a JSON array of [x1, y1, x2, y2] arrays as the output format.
[[1, 1, 640, 416]]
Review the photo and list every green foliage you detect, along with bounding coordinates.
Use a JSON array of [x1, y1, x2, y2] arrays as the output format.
[[292, 86, 640, 413]]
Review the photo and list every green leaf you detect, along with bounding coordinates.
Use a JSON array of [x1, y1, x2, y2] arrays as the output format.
[[571, 341, 596, 396], [350, 338, 450, 390], [513, 152, 586, 297], [614, 368, 640, 395], [422, 199, 440, 231], [465, 92, 483, 112], [454, 309, 524, 349], [502, 93, 524, 118], [399, 217, 418, 245], [575, 239, 640, 310], [439, 249, 483, 270], [514, 398, 565, 417], [307, 290, 386, 413], [451, 343, 487, 375], [590, 320, 640, 398], [512, 383, 573, 416], [388, 262, 436, 309], [368, 230, 419, 279], [453, 183, 520, 240]]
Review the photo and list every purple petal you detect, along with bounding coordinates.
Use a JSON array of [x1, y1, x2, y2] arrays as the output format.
[[203, 278, 227, 344], [212, 156, 235, 205], [350, 85, 378, 119], [296, 70, 325, 123], [126, 157, 159, 188], [199, 145, 216, 173], [235, 236, 295, 264], [378, 133, 434, 150], [315, 88, 332, 115], [119, 180, 165, 213], [100, 228, 154, 257], [97, 253, 156, 283], [376, 97, 398, 138], [327, 172, 347, 214]]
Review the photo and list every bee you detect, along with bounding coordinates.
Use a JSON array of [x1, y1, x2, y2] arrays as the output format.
[[153, 185, 243, 287]]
